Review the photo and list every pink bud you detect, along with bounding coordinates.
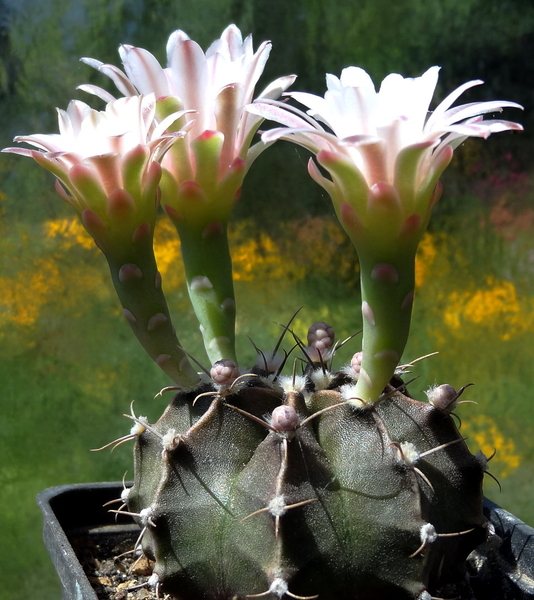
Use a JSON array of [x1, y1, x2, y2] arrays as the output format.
[[350, 351, 363, 375], [210, 359, 239, 386], [426, 384, 458, 412], [270, 405, 299, 432], [306, 322, 335, 362], [307, 322, 335, 350]]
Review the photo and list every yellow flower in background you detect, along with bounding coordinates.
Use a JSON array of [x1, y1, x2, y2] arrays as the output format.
[[0, 216, 320, 333], [414, 232, 439, 288], [231, 223, 306, 282], [288, 216, 357, 280], [443, 276, 534, 339], [0, 258, 62, 326], [153, 219, 184, 290], [44, 218, 96, 250], [0, 256, 106, 329], [463, 415, 521, 478], [463, 279, 519, 325]]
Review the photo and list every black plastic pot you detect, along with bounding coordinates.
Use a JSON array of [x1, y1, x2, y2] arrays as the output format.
[[37, 482, 140, 600], [37, 482, 534, 600]]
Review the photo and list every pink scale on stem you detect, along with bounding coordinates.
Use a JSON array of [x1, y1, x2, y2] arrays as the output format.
[[371, 263, 399, 284], [399, 214, 422, 241], [202, 221, 224, 239], [147, 313, 168, 331], [197, 130, 219, 141], [119, 263, 143, 282], [369, 182, 400, 210], [82, 209, 107, 238], [362, 301, 375, 326], [401, 291, 414, 311], [107, 189, 136, 218], [122, 308, 137, 324], [132, 222, 152, 244], [179, 180, 205, 202], [164, 205, 183, 223], [340, 202, 364, 236]]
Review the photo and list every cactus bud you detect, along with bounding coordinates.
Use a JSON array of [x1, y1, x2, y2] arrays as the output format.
[[426, 384, 458, 412], [349, 351, 363, 377], [306, 322, 335, 362], [270, 405, 300, 433], [210, 359, 240, 386]]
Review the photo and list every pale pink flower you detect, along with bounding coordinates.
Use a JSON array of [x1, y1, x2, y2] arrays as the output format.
[[3, 94, 181, 247], [248, 66, 523, 241], [3, 94, 201, 386], [80, 24, 295, 223]]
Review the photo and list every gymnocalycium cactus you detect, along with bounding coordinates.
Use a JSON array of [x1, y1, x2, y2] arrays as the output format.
[[4, 23, 524, 600]]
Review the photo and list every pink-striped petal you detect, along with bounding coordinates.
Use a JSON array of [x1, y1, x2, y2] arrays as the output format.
[[80, 57, 137, 96], [120, 45, 169, 97], [77, 84, 117, 104], [214, 83, 244, 171], [425, 79, 484, 131], [248, 99, 325, 131], [169, 39, 209, 132], [438, 100, 524, 128], [166, 29, 191, 66]]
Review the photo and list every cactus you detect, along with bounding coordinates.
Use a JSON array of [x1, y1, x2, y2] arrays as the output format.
[[121, 325, 487, 600]]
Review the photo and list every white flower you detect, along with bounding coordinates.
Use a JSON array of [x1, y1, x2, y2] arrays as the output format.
[[80, 24, 295, 192], [3, 95, 176, 237], [248, 67, 522, 229]]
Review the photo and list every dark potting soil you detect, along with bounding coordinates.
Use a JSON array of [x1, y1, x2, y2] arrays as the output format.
[[71, 529, 160, 600]]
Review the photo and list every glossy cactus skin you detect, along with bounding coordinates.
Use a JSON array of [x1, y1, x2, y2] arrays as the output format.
[[127, 370, 487, 600]]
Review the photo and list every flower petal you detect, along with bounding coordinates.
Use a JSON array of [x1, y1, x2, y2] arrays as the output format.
[[257, 75, 297, 101], [77, 84, 117, 104], [166, 29, 191, 65], [261, 126, 339, 154], [169, 39, 209, 133], [80, 57, 138, 96], [215, 83, 245, 170], [248, 99, 325, 131], [425, 79, 483, 131], [436, 100, 524, 130], [119, 45, 170, 97]]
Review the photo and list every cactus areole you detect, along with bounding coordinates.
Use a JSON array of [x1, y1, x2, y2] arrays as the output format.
[[125, 352, 487, 600]]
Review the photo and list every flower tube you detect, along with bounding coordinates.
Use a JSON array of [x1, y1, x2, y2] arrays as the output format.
[[80, 24, 295, 365], [248, 66, 523, 403], [3, 95, 200, 387]]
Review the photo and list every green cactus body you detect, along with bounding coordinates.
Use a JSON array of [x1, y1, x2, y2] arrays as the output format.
[[126, 367, 486, 600]]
